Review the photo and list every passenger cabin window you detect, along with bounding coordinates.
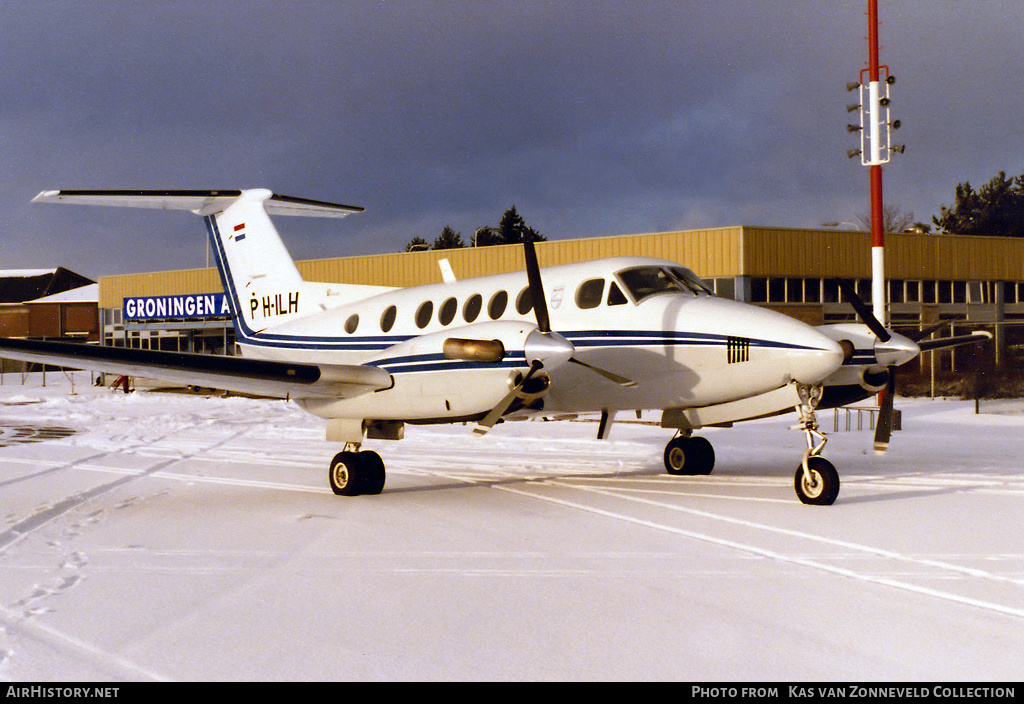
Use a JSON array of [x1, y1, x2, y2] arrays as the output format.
[[344, 314, 359, 334], [575, 278, 605, 309], [415, 301, 433, 329], [464, 294, 482, 323], [380, 305, 397, 332], [617, 265, 712, 303], [515, 287, 534, 315], [488, 291, 508, 319], [439, 297, 457, 326]]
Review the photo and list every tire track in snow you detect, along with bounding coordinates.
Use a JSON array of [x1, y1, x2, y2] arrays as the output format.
[[497, 477, 1024, 621]]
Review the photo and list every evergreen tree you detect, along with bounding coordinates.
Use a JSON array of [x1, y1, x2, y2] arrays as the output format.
[[433, 226, 465, 250], [473, 226, 503, 247], [497, 205, 545, 244], [933, 169, 1024, 237], [404, 237, 430, 252]]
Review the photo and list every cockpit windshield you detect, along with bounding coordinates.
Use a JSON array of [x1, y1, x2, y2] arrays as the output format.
[[616, 265, 713, 303]]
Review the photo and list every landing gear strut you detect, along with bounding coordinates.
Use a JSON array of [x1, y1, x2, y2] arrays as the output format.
[[329, 443, 386, 496], [663, 433, 716, 475], [792, 384, 839, 505]]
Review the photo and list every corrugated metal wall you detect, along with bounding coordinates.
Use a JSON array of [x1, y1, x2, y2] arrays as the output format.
[[98, 226, 1024, 308]]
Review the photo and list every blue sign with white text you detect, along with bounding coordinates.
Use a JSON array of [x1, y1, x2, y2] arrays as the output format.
[[124, 293, 232, 321]]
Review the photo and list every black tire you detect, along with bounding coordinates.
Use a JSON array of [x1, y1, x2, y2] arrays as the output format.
[[689, 436, 715, 475], [663, 436, 715, 476], [664, 436, 689, 475], [794, 456, 840, 505], [329, 451, 362, 496], [358, 451, 386, 495]]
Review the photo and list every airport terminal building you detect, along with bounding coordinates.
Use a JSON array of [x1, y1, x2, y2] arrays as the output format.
[[8, 226, 1023, 386], [94, 225, 1024, 373]]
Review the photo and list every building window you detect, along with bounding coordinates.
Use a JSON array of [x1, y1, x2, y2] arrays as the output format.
[[750, 278, 767, 303]]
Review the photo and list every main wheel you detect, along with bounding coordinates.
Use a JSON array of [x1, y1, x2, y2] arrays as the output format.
[[663, 436, 715, 475], [794, 456, 840, 505], [358, 451, 386, 495], [329, 451, 362, 496], [328, 451, 387, 496]]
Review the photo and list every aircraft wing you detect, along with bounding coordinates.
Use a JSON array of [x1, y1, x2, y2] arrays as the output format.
[[0, 338, 391, 399]]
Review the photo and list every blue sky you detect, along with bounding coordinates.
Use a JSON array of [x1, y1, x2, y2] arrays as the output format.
[[2, 1, 1022, 277]]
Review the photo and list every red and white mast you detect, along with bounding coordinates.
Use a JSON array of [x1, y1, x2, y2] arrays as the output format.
[[849, 0, 902, 325]]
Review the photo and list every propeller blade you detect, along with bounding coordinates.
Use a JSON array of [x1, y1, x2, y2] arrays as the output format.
[[473, 361, 543, 436], [917, 331, 992, 352], [903, 321, 948, 342], [873, 369, 895, 455], [522, 233, 551, 334], [568, 357, 636, 387], [836, 280, 890, 342]]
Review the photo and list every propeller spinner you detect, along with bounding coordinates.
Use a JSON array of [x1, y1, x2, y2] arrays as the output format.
[[473, 234, 634, 436]]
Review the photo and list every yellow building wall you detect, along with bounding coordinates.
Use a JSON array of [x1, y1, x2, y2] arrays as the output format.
[[98, 226, 1024, 308]]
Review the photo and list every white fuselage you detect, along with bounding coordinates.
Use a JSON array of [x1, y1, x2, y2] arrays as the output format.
[[229, 256, 844, 423]]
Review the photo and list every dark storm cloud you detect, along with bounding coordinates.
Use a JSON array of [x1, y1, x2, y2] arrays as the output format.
[[2, 1, 1022, 277]]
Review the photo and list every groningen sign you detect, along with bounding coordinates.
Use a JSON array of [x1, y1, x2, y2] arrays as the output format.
[[124, 293, 231, 321]]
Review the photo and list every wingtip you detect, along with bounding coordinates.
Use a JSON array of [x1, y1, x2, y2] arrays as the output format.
[[31, 190, 61, 203]]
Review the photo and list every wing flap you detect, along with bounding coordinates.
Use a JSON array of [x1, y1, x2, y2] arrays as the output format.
[[0, 338, 390, 399]]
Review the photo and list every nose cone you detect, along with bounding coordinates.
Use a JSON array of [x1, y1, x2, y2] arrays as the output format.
[[874, 332, 920, 368], [785, 325, 846, 385]]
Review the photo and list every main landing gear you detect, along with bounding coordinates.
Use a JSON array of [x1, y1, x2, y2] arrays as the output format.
[[329, 443, 386, 496], [663, 434, 716, 475], [660, 383, 841, 505]]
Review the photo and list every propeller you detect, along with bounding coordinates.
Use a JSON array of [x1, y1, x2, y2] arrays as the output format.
[[473, 233, 634, 435], [834, 280, 906, 453], [835, 280, 991, 454]]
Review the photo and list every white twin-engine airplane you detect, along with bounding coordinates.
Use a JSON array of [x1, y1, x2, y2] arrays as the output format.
[[1, 189, 984, 505]]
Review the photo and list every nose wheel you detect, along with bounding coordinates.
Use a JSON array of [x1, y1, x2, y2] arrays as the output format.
[[792, 383, 840, 505], [794, 456, 840, 505]]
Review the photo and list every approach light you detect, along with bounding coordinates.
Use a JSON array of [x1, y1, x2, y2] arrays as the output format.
[[846, 82, 861, 92], [891, 144, 906, 154], [879, 97, 891, 107], [890, 119, 902, 130], [886, 75, 896, 85], [846, 124, 862, 133], [846, 103, 861, 113], [847, 149, 862, 159]]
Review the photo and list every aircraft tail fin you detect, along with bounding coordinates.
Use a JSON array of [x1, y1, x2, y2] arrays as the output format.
[[32, 188, 363, 340]]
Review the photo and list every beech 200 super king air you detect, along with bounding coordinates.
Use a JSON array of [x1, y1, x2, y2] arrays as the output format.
[[4, 188, 935, 506]]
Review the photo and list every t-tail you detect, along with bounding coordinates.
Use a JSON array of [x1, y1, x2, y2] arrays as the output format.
[[31, 188, 364, 341]]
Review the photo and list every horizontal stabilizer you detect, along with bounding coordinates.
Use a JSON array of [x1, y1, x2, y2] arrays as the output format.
[[32, 189, 363, 218], [0, 338, 391, 400]]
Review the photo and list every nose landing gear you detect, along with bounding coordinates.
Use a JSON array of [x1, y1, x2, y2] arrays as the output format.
[[792, 384, 840, 505]]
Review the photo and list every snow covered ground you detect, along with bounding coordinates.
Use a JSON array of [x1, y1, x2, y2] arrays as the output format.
[[1, 372, 1022, 681]]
